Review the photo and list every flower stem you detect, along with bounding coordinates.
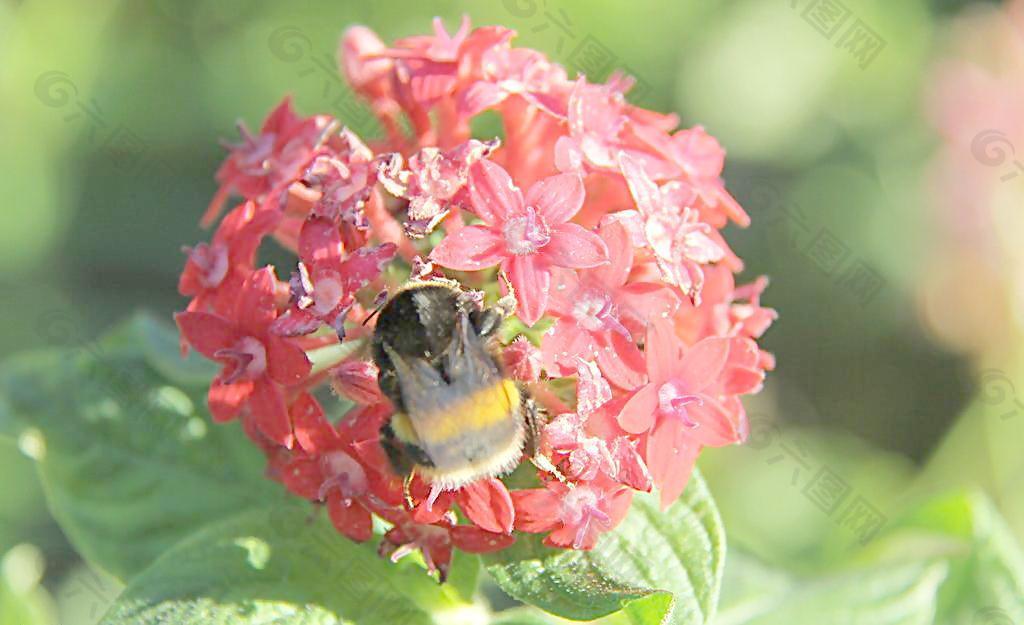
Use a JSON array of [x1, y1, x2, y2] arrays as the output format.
[[306, 339, 366, 376]]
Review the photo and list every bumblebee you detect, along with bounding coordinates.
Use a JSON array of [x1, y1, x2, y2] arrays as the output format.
[[371, 279, 541, 494]]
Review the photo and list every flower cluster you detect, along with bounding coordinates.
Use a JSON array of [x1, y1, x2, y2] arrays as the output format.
[[175, 16, 775, 581]]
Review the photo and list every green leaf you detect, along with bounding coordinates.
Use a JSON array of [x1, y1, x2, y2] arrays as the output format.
[[0, 316, 280, 581], [727, 560, 948, 625], [714, 551, 793, 625], [484, 471, 725, 625], [878, 492, 1024, 623], [0, 392, 15, 442], [98, 505, 470, 625]]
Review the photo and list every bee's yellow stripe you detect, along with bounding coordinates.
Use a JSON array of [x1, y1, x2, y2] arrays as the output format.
[[415, 379, 520, 444]]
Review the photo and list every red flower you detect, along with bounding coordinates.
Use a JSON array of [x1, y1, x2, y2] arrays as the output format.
[[179, 200, 281, 316], [204, 97, 332, 226], [274, 398, 397, 542], [178, 17, 776, 570], [430, 159, 609, 325], [271, 216, 396, 337], [176, 267, 311, 447], [376, 505, 515, 582]]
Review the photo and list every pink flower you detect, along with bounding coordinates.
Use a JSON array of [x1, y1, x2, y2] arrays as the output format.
[[542, 412, 652, 492], [272, 395, 392, 542], [512, 477, 632, 550], [459, 46, 569, 119], [503, 335, 543, 382], [178, 16, 775, 568], [619, 152, 725, 303], [377, 138, 498, 237], [329, 359, 384, 405], [301, 129, 379, 244], [542, 220, 679, 388], [176, 267, 311, 447], [430, 159, 609, 325], [617, 318, 764, 507]]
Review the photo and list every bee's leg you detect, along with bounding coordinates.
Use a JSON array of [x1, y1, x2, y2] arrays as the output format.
[[522, 395, 568, 484], [496, 271, 517, 318], [403, 471, 416, 510]]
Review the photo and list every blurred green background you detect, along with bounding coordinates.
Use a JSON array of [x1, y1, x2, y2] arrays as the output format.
[[2, 0, 1022, 622]]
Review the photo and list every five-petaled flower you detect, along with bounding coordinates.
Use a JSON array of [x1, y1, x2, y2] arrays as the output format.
[[176, 267, 311, 448], [430, 159, 609, 326]]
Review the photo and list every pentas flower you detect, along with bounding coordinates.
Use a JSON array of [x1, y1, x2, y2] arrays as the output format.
[[272, 396, 393, 542], [513, 476, 632, 550], [617, 318, 765, 507], [176, 267, 311, 448], [271, 216, 395, 337], [619, 152, 726, 303], [542, 220, 679, 388], [430, 159, 609, 326], [459, 46, 569, 119], [179, 200, 281, 316], [377, 138, 498, 237], [178, 15, 775, 579], [204, 97, 333, 226]]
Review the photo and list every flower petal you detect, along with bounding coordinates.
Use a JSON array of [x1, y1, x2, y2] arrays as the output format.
[[235, 267, 280, 336], [545, 267, 581, 317], [208, 376, 253, 422], [457, 478, 515, 535], [505, 255, 550, 327], [290, 393, 340, 454], [596, 331, 646, 391], [249, 378, 294, 448], [299, 216, 344, 265], [618, 151, 661, 215], [687, 396, 746, 447], [646, 418, 700, 509], [589, 220, 633, 288], [429, 225, 507, 271], [617, 383, 659, 434], [175, 312, 239, 359], [327, 495, 374, 542], [645, 317, 682, 385], [678, 336, 731, 394], [510, 488, 562, 533], [526, 173, 584, 225], [266, 335, 312, 386], [544, 223, 609, 269], [450, 526, 517, 554], [468, 159, 523, 226]]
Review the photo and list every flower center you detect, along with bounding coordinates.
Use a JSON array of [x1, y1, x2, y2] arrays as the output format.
[[318, 450, 368, 503], [503, 207, 551, 255], [215, 336, 267, 383], [560, 486, 612, 550], [312, 271, 345, 316], [570, 287, 629, 337], [657, 381, 702, 428], [189, 242, 229, 289], [233, 126, 276, 176]]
